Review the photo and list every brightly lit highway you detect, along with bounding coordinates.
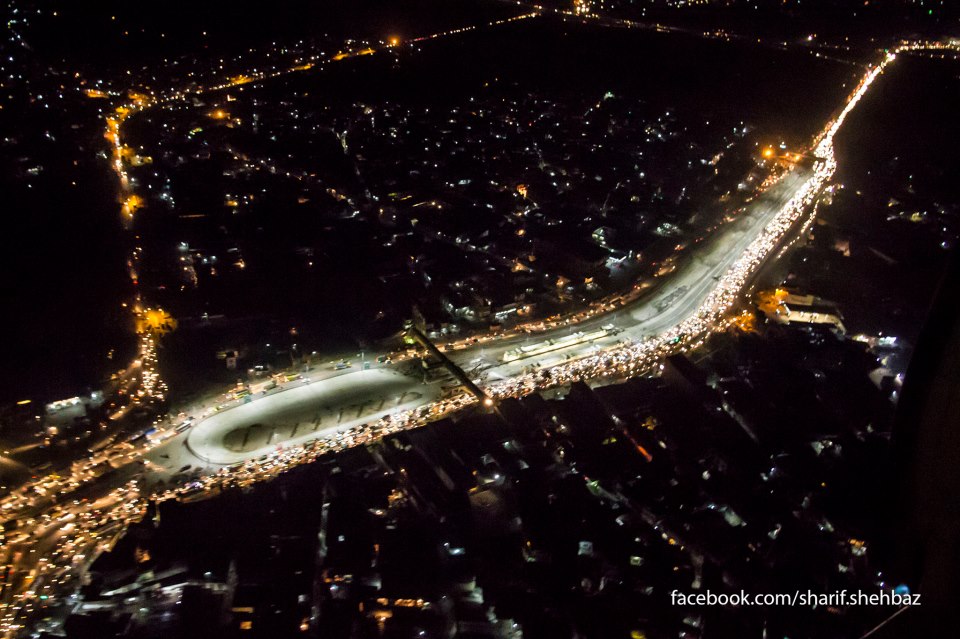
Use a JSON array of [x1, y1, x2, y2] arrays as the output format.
[[464, 171, 810, 380], [1, 27, 955, 637], [118, 44, 906, 492], [136, 167, 808, 472]]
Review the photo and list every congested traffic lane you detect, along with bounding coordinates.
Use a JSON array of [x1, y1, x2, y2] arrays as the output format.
[[463, 169, 809, 379], [479, 51, 896, 402]]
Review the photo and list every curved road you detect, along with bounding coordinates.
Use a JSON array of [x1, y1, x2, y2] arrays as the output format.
[[184, 369, 437, 465]]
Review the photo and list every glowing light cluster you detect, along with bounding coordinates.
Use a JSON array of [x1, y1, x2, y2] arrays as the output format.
[[136, 331, 168, 402], [0, 482, 145, 636]]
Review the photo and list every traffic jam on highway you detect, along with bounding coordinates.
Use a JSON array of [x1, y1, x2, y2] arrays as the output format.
[[2, 38, 956, 637]]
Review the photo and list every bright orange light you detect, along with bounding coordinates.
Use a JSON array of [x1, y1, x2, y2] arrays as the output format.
[[762, 147, 775, 159], [635, 444, 653, 463], [121, 194, 144, 217], [135, 307, 177, 335], [388, 36, 400, 47], [209, 109, 229, 120]]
